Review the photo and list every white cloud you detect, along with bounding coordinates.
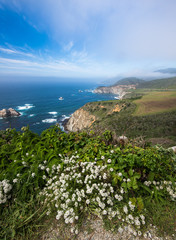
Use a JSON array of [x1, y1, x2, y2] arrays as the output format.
[[63, 41, 74, 52], [1, 0, 176, 78], [0, 48, 17, 54], [0, 46, 36, 58]]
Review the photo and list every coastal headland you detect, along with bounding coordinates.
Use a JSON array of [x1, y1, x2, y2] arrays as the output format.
[[65, 76, 176, 146]]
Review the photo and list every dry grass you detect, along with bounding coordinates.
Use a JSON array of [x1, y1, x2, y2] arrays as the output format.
[[133, 91, 176, 116]]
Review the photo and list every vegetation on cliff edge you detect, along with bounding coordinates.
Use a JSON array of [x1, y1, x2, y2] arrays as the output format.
[[0, 126, 176, 239]]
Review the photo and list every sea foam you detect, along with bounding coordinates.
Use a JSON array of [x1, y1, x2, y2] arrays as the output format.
[[48, 112, 57, 115], [42, 119, 57, 123], [29, 114, 35, 117], [17, 104, 34, 110]]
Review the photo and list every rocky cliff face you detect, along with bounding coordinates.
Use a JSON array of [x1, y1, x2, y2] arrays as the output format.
[[66, 108, 96, 132], [93, 85, 136, 99], [0, 108, 21, 118]]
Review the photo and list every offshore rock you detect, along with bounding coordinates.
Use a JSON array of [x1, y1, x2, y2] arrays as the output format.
[[66, 108, 96, 132], [0, 108, 21, 118]]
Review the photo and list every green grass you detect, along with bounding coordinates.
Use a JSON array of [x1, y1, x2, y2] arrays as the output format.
[[76, 92, 176, 145], [133, 91, 176, 116]]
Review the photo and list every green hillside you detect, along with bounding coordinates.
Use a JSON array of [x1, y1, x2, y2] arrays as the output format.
[[137, 77, 176, 89], [112, 77, 145, 86], [83, 99, 176, 144]]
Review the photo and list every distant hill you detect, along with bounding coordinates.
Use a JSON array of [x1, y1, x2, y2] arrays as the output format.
[[137, 77, 176, 89], [155, 68, 176, 74], [112, 77, 145, 86]]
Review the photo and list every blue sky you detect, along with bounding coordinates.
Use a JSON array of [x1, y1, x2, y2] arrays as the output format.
[[0, 0, 176, 79]]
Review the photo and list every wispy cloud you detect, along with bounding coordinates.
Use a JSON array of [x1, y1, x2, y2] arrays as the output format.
[[63, 41, 74, 52], [0, 46, 36, 58], [0, 47, 118, 77]]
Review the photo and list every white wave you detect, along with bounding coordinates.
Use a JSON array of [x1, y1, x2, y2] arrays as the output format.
[[29, 114, 35, 117], [17, 104, 34, 110], [33, 122, 40, 125], [0, 117, 2, 120], [48, 112, 57, 115], [61, 115, 70, 121], [85, 89, 94, 93], [42, 119, 57, 123]]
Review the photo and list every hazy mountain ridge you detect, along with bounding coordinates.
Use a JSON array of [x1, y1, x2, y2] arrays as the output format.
[[137, 76, 176, 89], [111, 77, 145, 86], [155, 68, 176, 74]]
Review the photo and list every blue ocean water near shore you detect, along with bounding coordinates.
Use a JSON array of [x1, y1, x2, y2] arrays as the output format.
[[0, 79, 117, 134]]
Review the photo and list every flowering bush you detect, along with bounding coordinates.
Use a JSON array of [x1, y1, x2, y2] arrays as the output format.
[[0, 126, 176, 239], [0, 179, 12, 204]]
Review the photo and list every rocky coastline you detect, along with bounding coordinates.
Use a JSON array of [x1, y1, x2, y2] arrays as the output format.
[[93, 84, 136, 99], [65, 108, 96, 132]]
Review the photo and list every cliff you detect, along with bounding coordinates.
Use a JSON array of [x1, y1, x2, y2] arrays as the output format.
[[66, 108, 96, 132], [65, 101, 125, 132], [93, 85, 136, 99], [0, 108, 21, 118]]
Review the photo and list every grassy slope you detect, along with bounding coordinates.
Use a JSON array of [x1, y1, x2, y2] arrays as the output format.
[[133, 91, 176, 116], [81, 92, 176, 145]]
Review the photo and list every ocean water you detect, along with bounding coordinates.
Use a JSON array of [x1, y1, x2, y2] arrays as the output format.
[[0, 79, 117, 134]]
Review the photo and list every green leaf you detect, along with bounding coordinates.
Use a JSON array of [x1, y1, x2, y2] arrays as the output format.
[[148, 171, 155, 181], [129, 169, 133, 176]]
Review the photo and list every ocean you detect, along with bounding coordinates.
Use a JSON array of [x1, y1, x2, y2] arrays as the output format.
[[0, 79, 117, 134]]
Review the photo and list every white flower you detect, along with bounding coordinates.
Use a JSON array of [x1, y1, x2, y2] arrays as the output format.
[[118, 227, 123, 234], [118, 172, 122, 177], [103, 173, 107, 179], [13, 179, 18, 183], [32, 173, 35, 177], [107, 159, 111, 163], [123, 205, 128, 214], [110, 168, 113, 172], [86, 199, 90, 204], [101, 156, 105, 160], [102, 210, 107, 215]]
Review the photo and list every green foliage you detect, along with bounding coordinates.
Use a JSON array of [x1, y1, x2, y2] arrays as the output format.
[[0, 126, 176, 239]]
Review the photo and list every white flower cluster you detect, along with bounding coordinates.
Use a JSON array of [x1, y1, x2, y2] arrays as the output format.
[[0, 179, 12, 204], [40, 154, 146, 235]]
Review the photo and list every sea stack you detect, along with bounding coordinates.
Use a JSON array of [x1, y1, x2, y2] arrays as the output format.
[[0, 108, 21, 118]]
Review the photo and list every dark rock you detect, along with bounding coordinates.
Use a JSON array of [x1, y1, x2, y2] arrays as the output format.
[[0, 108, 21, 118]]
